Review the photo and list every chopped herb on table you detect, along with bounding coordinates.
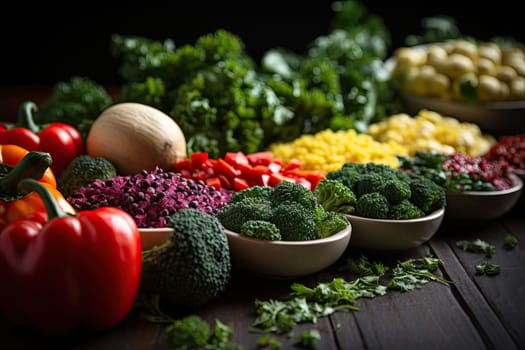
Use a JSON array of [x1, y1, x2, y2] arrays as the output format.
[[456, 236, 518, 276], [164, 315, 242, 350], [295, 329, 321, 349], [456, 239, 496, 257], [503, 234, 519, 250], [456, 238, 508, 276], [339, 254, 388, 277], [387, 257, 451, 291], [252, 255, 451, 335], [475, 261, 501, 276], [257, 335, 282, 349]]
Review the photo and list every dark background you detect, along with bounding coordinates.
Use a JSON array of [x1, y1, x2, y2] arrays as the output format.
[[2, 1, 523, 87]]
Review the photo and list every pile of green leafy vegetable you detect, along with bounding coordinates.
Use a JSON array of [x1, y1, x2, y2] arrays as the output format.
[[34, 1, 399, 159], [36, 76, 113, 141], [252, 254, 451, 334]]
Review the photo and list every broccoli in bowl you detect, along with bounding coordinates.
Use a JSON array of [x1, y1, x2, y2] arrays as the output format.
[[324, 162, 446, 220], [216, 181, 349, 241], [322, 162, 446, 252], [216, 181, 352, 277]]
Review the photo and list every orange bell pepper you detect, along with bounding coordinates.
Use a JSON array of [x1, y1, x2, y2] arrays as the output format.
[[0, 144, 56, 186], [0, 146, 74, 230]]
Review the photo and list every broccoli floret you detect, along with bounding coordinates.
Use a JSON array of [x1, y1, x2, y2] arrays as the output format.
[[313, 179, 356, 214], [216, 198, 273, 232], [364, 163, 398, 178], [141, 209, 231, 309], [271, 201, 317, 241], [354, 173, 383, 197], [408, 174, 447, 214], [382, 178, 411, 204], [58, 155, 118, 198], [326, 163, 365, 191], [340, 162, 367, 173], [217, 181, 323, 241], [240, 220, 282, 241], [389, 199, 426, 220], [229, 185, 272, 204], [355, 192, 390, 219], [314, 211, 350, 239], [312, 203, 327, 223], [269, 180, 318, 210]]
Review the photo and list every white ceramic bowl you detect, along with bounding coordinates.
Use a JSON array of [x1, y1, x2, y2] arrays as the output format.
[[345, 208, 445, 252], [444, 173, 523, 222], [399, 91, 525, 136], [515, 171, 525, 203], [139, 228, 173, 251], [385, 53, 525, 136], [225, 225, 352, 278]]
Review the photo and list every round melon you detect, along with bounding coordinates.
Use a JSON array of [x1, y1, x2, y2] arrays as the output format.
[[86, 102, 186, 175]]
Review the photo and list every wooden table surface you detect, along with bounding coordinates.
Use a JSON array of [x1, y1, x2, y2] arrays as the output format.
[[1, 87, 524, 349], [2, 200, 524, 350]]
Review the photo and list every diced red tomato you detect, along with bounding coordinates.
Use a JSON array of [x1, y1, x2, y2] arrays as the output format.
[[190, 152, 209, 168], [202, 159, 217, 170], [232, 177, 250, 191], [224, 151, 249, 166], [218, 174, 231, 188], [235, 162, 254, 175], [260, 173, 271, 186], [193, 170, 207, 181], [173, 150, 324, 192], [174, 159, 192, 172], [267, 173, 285, 187], [267, 162, 282, 173], [246, 151, 277, 166], [206, 177, 222, 189], [215, 158, 241, 178], [251, 165, 271, 175], [305, 173, 325, 190], [282, 158, 301, 171], [179, 168, 192, 179]]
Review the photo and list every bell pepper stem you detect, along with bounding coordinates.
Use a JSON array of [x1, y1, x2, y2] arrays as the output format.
[[17, 101, 41, 133], [17, 178, 72, 219], [0, 152, 52, 195]]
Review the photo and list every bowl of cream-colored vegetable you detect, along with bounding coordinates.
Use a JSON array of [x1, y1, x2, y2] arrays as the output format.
[[386, 39, 525, 135]]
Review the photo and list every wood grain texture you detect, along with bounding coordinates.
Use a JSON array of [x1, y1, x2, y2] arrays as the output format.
[[1, 177, 523, 350]]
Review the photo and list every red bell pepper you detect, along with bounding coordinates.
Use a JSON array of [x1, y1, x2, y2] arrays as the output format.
[[0, 179, 142, 335], [0, 101, 84, 177]]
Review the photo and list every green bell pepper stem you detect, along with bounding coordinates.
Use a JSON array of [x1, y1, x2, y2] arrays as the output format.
[[0, 151, 52, 196], [17, 178, 73, 220], [17, 101, 41, 133]]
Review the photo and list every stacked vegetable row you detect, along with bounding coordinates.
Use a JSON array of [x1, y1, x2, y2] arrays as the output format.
[[0, 0, 524, 340], [1, 76, 524, 340], [1, 95, 523, 335]]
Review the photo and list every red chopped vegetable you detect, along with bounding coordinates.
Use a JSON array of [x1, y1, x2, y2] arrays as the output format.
[[443, 153, 513, 191], [484, 134, 525, 172], [174, 151, 325, 191]]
